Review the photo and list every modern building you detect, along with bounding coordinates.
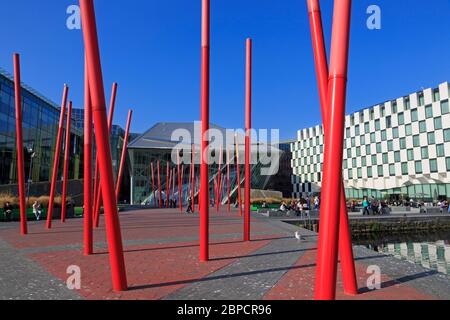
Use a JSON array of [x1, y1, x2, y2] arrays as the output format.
[[0, 67, 83, 186], [127, 122, 283, 205], [291, 82, 450, 202]]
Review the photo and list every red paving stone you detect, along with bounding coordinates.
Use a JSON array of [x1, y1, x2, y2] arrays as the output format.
[[263, 248, 435, 300]]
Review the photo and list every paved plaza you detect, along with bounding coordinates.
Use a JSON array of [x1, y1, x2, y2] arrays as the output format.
[[1, 209, 450, 300]]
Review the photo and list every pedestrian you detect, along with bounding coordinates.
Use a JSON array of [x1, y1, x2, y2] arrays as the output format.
[[3, 202, 13, 222], [33, 201, 42, 221], [186, 196, 193, 213], [362, 197, 370, 215]]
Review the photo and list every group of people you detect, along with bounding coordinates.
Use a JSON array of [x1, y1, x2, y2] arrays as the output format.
[[362, 197, 389, 215], [2, 200, 43, 222], [438, 200, 450, 213], [279, 196, 321, 214]]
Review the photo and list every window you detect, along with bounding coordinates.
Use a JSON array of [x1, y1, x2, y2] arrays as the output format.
[[372, 155, 377, 165], [433, 89, 440, 102], [411, 109, 418, 122], [437, 144, 445, 157], [389, 164, 396, 176], [381, 130, 387, 141], [375, 119, 381, 131], [392, 101, 398, 114], [400, 138, 407, 149], [447, 157, 450, 171], [347, 148, 352, 158], [381, 106, 386, 117], [405, 124, 412, 136], [441, 100, 449, 114], [377, 165, 384, 177], [343, 159, 348, 169], [398, 112, 405, 125], [430, 159, 438, 173], [366, 145, 371, 155], [394, 151, 401, 162], [419, 121, 427, 133], [413, 135, 420, 147], [425, 105, 433, 119], [382, 153, 388, 164], [393, 127, 399, 138], [350, 115, 355, 126], [428, 132, 436, 145], [367, 167, 373, 178], [407, 149, 414, 161], [356, 147, 361, 157], [401, 163, 408, 175], [434, 117, 442, 130], [418, 93, 425, 106], [361, 156, 367, 167], [415, 161, 423, 174], [376, 143, 382, 153], [346, 128, 351, 138], [405, 97, 411, 110], [388, 141, 394, 152], [352, 158, 357, 168], [421, 147, 429, 159], [357, 168, 362, 179], [365, 122, 370, 133], [351, 137, 356, 147], [360, 135, 366, 145], [444, 129, 450, 142], [370, 133, 376, 143], [386, 116, 392, 129], [348, 170, 353, 179], [355, 125, 360, 136]]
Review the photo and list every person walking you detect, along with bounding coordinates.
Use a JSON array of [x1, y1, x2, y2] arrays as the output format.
[[362, 197, 370, 215], [186, 196, 193, 214], [3, 202, 13, 222], [33, 201, 42, 221]]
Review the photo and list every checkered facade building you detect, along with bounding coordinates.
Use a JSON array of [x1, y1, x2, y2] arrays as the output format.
[[291, 82, 450, 200]]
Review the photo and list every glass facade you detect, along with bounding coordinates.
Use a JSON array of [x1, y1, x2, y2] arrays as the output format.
[[0, 69, 83, 185]]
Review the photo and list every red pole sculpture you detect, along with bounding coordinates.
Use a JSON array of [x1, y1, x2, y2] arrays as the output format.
[[115, 110, 133, 200], [151, 162, 156, 208], [244, 38, 252, 241], [83, 58, 93, 256], [165, 162, 170, 208], [157, 160, 162, 208], [235, 134, 243, 217], [46, 85, 68, 229], [191, 144, 196, 212], [80, 0, 127, 291], [94, 83, 117, 228], [177, 151, 183, 212], [13, 53, 28, 235], [313, 0, 352, 300], [61, 101, 73, 223], [216, 146, 222, 212], [200, 0, 210, 262], [307, 0, 357, 296], [172, 168, 176, 206], [227, 147, 231, 212], [181, 164, 185, 209]]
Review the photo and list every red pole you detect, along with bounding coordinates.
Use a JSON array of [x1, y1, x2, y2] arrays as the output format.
[[200, 0, 210, 262], [314, 0, 352, 300], [227, 147, 231, 212], [115, 110, 133, 200], [80, 0, 127, 291], [244, 38, 252, 241], [216, 146, 222, 212], [166, 162, 170, 208], [181, 164, 185, 210], [307, 0, 357, 296], [61, 101, 73, 223], [157, 160, 162, 208], [83, 58, 93, 256], [235, 134, 243, 217], [151, 162, 156, 208], [13, 54, 28, 235], [46, 85, 68, 229], [178, 151, 183, 212], [172, 168, 176, 206], [191, 144, 196, 212], [94, 83, 117, 227]]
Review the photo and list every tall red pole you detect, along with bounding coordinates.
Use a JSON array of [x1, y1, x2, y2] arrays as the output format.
[[172, 168, 176, 206], [307, 0, 357, 296], [13, 54, 28, 235], [157, 160, 162, 208], [181, 164, 185, 209], [235, 134, 243, 217], [166, 162, 170, 208], [151, 162, 156, 207], [216, 146, 222, 212], [80, 0, 127, 291], [191, 144, 196, 212], [177, 151, 183, 212], [83, 58, 93, 256], [94, 83, 117, 227], [61, 101, 73, 223], [115, 110, 133, 200], [200, 0, 210, 262], [46, 85, 68, 229], [244, 38, 252, 241], [314, 0, 352, 300], [227, 147, 231, 212]]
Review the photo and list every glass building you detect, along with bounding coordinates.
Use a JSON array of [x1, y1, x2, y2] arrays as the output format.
[[291, 82, 450, 202], [0, 67, 83, 186]]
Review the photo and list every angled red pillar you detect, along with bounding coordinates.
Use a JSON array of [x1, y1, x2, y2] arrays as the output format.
[[235, 134, 243, 217], [13, 54, 28, 235], [115, 110, 133, 200], [83, 58, 93, 256], [314, 0, 352, 300], [94, 83, 117, 227], [151, 162, 156, 207], [227, 147, 231, 212], [216, 146, 222, 212], [172, 168, 176, 206], [61, 101, 73, 223], [177, 151, 183, 212], [200, 0, 210, 262], [46, 85, 68, 229], [157, 160, 162, 208], [191, 144, 196, 212], [181, 164, 185, 209], [307, 0, 357, 296], [80, 0, 127, 291], [165, 162, 170, 208], [244, 38, 252, 241]]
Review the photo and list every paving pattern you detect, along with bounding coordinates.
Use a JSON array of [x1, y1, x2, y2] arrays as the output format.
[[0, 208, 449, 300]]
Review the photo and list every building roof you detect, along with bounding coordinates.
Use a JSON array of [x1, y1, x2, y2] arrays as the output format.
[[128, 122, 228, 150]]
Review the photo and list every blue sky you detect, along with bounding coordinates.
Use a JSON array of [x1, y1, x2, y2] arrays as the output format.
[[0, 0, 449, 140]]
